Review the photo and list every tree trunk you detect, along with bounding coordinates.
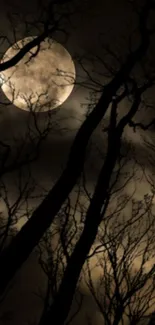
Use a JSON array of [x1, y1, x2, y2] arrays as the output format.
[[38, 133, 124, 325], [38, 72, 144, 325], [0, 1, 150, 296]]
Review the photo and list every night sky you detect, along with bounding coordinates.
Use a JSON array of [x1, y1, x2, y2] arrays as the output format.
[[0, 0, 155, 324]]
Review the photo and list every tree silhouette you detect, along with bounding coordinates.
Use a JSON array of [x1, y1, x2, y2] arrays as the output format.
[[83, 194, 155, 325], [0, 1, 155, 325]]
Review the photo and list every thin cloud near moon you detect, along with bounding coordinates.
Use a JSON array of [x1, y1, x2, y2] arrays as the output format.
[[0, 37, 76, 112]]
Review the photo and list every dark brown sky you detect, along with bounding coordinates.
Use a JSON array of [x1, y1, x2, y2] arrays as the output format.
[[0, 1, 155, 324]]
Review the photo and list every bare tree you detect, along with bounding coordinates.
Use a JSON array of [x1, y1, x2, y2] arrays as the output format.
[[0, 0, 154, 299], [0, 0, 74, 297], [83, 192, 155, 325], [33, 189, 85, 325], [0, 1, 155, 325], [33, 2, 155, 323]]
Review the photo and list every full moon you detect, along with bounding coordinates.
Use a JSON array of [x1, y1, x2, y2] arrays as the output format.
[[0, 37, 76, 112]]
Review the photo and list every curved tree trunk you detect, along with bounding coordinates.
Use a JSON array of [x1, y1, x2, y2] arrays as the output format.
[[38, 125, 122, 325], [0, 0, 150, 296], [38, 90, 142, 325]]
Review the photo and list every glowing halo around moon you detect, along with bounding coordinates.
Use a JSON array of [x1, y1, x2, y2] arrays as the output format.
[[0, 37, 76, 112]]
